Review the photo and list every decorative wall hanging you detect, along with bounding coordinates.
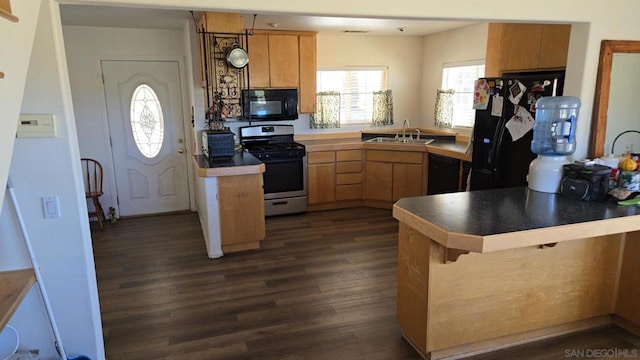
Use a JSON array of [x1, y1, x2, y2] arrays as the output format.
[[201, 31, 248, 128]]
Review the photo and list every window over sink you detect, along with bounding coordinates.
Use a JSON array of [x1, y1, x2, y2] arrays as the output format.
[[441, 61, 485, 128], [314, 67, 391, 127]]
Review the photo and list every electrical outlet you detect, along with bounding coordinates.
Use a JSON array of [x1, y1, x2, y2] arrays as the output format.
[[42, 196, 61, 218]]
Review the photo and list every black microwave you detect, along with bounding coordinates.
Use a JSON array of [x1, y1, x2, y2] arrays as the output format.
[[242, 88, 298, 121]]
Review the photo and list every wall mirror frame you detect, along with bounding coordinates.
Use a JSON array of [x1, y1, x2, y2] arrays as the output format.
[[589, 40, 640, 158]]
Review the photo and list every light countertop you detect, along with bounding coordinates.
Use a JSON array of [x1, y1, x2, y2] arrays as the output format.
[[298, 137, 471, 161]]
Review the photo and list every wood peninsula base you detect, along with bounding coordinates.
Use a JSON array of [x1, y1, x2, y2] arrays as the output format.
[[193, 155, 265, 258], [393, 188, 640, 359]]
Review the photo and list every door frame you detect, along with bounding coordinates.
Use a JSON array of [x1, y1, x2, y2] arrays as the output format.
[[97, 55, 196, 217]]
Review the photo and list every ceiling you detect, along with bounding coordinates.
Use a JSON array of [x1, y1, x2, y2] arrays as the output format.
[[59, 5, 475, 36]]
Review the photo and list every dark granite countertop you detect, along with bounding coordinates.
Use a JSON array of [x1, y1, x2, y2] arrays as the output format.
[[193, 154, 264, 177], [393, 187, 640, 252]]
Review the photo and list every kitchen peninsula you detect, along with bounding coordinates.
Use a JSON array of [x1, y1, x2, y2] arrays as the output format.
[[393, 187, 640, 359], [193, 154, 265, 258]]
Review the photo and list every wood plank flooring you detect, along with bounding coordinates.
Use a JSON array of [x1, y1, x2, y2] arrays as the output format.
[[91, 208, 640, 359]]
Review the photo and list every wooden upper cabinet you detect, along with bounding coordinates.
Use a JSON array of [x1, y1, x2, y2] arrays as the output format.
[[539, 25, 571, 69], [199, 12, 243, 33], [247, 34, 270, 88], [245, 30, 317, 113], [268, 35, 300, 88], [499, 24, 544, 72], [485, 23, 571, 76], [298, 34, 317, 114]]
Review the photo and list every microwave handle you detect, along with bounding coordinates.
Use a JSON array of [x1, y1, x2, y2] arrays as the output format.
[[284, 100, 288, 112]]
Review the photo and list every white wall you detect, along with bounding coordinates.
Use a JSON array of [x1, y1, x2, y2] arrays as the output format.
[[420, 23, 489, 135], [0, 1, 104, 359], [0, 1, 40, 210], [63, 25, 196, 216], [605, 53, 640, 155]]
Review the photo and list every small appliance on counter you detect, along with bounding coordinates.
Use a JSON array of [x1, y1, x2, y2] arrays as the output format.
[[202, 129, 236, 163], [528, 96, 581, 193]]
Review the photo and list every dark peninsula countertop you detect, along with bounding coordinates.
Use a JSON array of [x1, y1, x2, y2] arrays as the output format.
[[193, 153, 264, 177], [393, 187, 640, 253]]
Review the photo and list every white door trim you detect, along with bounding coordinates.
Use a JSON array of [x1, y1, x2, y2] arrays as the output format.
[[94, 54, 195, 217]]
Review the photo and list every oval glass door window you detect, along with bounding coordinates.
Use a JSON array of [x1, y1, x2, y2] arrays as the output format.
[[130, 84, 164, 158]]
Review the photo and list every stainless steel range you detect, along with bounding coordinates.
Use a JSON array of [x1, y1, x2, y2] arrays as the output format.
[[240, 125, 307, 216]]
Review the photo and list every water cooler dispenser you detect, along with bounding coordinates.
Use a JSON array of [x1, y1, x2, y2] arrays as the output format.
[[528, 96, 581, 193]]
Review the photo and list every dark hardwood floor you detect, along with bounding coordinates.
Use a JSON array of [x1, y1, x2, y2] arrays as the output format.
[[91, 208, 640, 359]]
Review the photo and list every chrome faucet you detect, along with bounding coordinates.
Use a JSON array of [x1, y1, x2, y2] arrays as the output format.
[[402, 119, 411, 142], [414, 129, 420, 141]]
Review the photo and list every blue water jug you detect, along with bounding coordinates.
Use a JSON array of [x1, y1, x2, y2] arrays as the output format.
[[531, 96, 581, 156]]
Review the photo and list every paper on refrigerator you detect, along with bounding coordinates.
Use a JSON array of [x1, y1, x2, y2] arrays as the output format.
[[505, 106, 535, 141]]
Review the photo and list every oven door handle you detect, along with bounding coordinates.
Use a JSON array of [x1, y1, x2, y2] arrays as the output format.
[[259, 157, 304, 164]]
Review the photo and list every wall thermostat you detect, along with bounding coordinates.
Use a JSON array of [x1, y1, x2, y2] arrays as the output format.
[[17, 114, 57, 138]]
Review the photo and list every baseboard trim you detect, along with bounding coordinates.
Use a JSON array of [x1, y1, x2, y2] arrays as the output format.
[[415, 315, 613, 360]]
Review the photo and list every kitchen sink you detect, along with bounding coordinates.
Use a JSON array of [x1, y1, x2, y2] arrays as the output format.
[[365, 136, 434, 145]]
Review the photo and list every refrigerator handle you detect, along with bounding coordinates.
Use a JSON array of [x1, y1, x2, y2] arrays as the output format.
[[490, 120, 507, 177]]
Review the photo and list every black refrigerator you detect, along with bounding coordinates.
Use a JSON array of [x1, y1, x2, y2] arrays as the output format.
[[470, 72, 564, 191]]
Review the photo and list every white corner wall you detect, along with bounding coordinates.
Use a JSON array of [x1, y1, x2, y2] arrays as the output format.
[[0, 1, 104, 359], [420, 23, 489, 134], [0, 1, 41, 210]]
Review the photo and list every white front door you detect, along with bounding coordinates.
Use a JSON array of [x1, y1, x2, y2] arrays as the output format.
[[102, 60, 189, 216]]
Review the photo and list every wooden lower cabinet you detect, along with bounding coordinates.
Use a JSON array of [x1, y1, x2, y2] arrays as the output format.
[[364, 150, 425, 206], [306, 148, 468, 209], [335, 151, 363, 201], [307, 149, 363, 208], [217, 174, 265, 252], [393, 163, 423, 201], [364, 161, 393, 202], [308, 163, 336, 204]]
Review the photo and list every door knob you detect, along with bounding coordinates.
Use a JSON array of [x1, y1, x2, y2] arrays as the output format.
[[178, 148, 185, 154]]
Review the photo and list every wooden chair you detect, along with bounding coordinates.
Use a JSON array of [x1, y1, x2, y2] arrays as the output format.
[[81, 158, 105, 230]]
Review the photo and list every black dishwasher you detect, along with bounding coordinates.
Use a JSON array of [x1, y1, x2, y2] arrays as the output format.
[[427, 153, 460, 195]]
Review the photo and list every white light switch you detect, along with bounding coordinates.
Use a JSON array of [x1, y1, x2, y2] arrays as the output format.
[[42, 196, 61, 218], [17, 114, 57, 138]]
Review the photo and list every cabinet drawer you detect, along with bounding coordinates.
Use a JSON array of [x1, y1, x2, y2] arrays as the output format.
[[336, 184, 362, 201], [337, 173, 362, 185], [366, 150, 423, 164], [336, 149, 362, 162], [336, 161, 362, 174], [307, 151, 335, 164]]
